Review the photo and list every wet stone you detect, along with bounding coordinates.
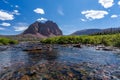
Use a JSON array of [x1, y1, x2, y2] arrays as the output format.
[[21, 75, 30, 80]]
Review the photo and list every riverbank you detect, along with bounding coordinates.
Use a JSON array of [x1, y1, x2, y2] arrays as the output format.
[[1, 41, 120, 54]]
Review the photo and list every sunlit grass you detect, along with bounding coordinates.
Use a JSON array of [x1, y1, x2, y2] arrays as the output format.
[[41, 34, 120, 47], [0, 37, 18, 45]]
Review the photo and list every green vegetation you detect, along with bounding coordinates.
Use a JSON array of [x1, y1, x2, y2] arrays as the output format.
[[41, 34, 120, 47], [0, 37, 18, 45]]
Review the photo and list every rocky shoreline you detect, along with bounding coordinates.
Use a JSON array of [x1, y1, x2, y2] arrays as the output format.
[[0, 42, 120, 53], [61, 43, 120, 53]]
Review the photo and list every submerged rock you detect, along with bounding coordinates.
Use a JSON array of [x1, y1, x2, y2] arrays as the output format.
[[0, 46, 9, 51], [2, 61, 119, 80], [73, 44, 81, 48], [102, 47, 113, 51]]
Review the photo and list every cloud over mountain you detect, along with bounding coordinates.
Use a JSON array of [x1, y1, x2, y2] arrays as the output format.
[[14, 26, 28, 31], [13, 23, 28, 32], [37, 17, 47, 21]]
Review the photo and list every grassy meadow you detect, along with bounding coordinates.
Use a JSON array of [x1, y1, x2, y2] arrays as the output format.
[[41, 34, 120, 47]]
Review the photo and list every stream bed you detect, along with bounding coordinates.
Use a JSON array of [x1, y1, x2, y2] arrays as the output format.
[[0, 44, 120, 80]]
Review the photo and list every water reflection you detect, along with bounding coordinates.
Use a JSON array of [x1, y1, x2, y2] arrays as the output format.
[[0, 50, 29, 72], [10, 51, 29, 68], [0, 49, 59, 72], [0, 51, 12, 70], [57, 46, 120, 65], [26, 50, 59, 65]]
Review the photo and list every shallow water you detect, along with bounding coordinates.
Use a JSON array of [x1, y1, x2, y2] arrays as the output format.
[[0, 45, 120, 79]]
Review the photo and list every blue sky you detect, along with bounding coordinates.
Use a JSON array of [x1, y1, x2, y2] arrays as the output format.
[[0, 0, 120, 35]]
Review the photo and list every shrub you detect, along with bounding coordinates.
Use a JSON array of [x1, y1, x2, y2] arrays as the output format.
[[0, 37, 18, 45]]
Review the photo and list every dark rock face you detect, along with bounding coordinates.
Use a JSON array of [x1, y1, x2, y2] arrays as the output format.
[[23, 21, 63, 37]]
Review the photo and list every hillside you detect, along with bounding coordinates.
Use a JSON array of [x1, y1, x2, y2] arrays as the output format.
[[71, 28, 120, 35]]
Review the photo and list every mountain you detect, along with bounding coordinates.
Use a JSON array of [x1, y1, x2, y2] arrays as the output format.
[[0, 20, 62, 41], [71, 29, 102, 35], [22, 20, 63, 38], [102, 28, 120, 34], [71, 28, 120, 35]]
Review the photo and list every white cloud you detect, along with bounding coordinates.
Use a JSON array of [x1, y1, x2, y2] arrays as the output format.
[[81, 19, 86, 22], [58, 8, 64, 16], [0, 27, 5, 30], [118, 1, 120, 5], [37, 17, 47, 21], [111, 15, 118, 18], [34, 8, 45, 14], [98, 0, 114, 8], [81, 10, 108, 20], [0, 22, 11, 26], [14, 26, 28, 31], [13, 23, 28, 31], [0, 10, 14, 21], [12, 10, 20, 15], [14, 10, 18, 13]]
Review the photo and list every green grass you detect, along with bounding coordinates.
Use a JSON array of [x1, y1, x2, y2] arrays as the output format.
[[0, 37, 18, 45], [41, 34, 120, 47]]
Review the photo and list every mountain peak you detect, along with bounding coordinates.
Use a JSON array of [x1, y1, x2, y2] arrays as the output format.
[[22, 20, 63, 38]]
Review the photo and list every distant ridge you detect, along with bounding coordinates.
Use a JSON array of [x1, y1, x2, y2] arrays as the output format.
[[71, 27, 120, 35], [71, 29, 102, 35]]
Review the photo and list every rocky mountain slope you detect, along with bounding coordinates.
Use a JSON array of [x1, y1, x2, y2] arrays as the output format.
[[22, 20, 63, 38]]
